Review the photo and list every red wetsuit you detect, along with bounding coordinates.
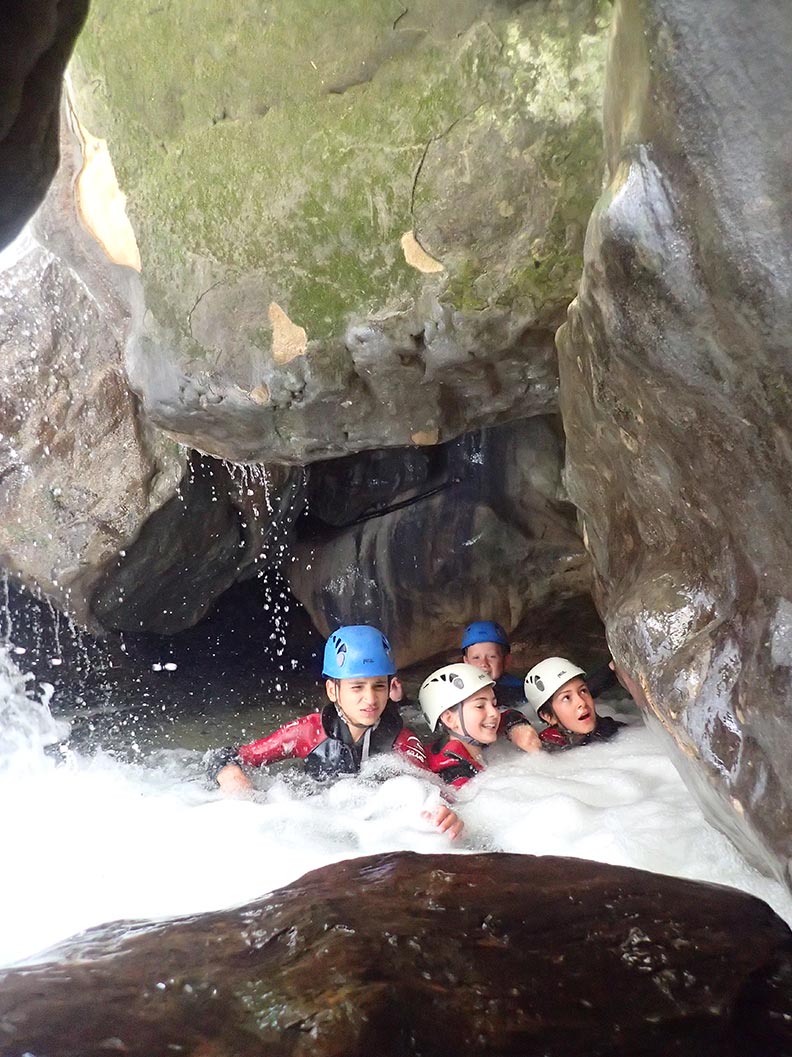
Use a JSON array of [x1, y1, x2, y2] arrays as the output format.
[[427, 710, 532, 788], [427, 736, 485, 789], [215, 702, 428, 781], [539, 715, 624, 752]]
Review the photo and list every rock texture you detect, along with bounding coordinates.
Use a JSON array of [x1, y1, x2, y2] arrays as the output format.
[[0, 107, 300, 636], [556, 0, 792, 883], [68, 0, 609, 463], [291, 417, 591, 665], [0, 105, 180, 632], [0, 0, 89, 247], [2, 852, 791, 1056]]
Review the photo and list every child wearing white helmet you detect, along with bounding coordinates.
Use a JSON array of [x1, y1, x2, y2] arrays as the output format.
[[210, 625, 463, 839], [524, 656, 624, 752], [418, 662, 538, 788]]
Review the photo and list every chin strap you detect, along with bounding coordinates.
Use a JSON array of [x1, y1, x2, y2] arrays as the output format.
[[450, 702, 487, 749], [334, 703, 381, 763]]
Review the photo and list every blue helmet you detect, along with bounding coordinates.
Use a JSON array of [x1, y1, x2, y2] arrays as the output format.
[[460, 620, 510, 652], [323, 625, 397, 678]]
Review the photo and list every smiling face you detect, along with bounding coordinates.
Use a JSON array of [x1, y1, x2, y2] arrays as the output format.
[[463, 641, 510, 681], [542, 677, 596, 734], [442, 685, 500, 744], [326, 676, 390, 736]]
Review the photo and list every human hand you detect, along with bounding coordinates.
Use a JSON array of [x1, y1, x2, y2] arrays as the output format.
[[216, 763, 254, 797], [422, 803, 464, 841], [507, 723, 541, 753]]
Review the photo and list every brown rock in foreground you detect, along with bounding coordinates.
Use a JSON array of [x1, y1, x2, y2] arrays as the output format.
[[1, 852, 791, 1056]]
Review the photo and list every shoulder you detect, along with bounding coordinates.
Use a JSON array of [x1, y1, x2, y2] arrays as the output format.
[[595, 715, 625, 739], [428, 737, 482, 771], [427, 738, 481, 787], [539, 726, 569, 751], [498, 707, 529, 735], [497, 672, 524, 689], [394, 726, 428, 768]]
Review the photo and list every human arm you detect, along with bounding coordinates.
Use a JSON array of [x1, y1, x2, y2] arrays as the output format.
[[216, 762, 255, 796], [506, 722, 541, 753], [207, 714, 325, 796], [237, 713, 324, 767], [422, 803, 464, 840], [498, 710, 541, 752]]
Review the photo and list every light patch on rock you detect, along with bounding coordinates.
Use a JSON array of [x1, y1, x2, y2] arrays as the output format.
[[410, 428, 439, 446], [69, 100, 141, 272], [771, 599, 792, 667], [249, 384, 271, 405], [400, 231, 444, 273], [268, 302, 308, 364]]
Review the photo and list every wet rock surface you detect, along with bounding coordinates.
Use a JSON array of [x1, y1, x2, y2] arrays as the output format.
[[0, 106, 181, 631], [2, 851, 792, 1056], [556, 0, 792, 881], [68, 0, 608, 462], [292, 417, 591, 665], [0, 108, 301, 637]]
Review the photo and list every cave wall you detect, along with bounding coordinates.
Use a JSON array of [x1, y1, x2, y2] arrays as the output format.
[[0, 0, 606, 650], [292, 417, 591, 665], [557, 0, 792, 881]]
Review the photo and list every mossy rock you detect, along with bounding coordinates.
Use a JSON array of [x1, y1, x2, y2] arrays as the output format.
[[70, 0, 609, 462]]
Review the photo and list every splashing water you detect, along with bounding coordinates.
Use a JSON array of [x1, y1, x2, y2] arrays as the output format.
[[1, 645, 790, 969]]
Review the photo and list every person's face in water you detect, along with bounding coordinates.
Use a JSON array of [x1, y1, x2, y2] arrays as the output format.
[[442, 685, 500, 744], [464, 641, 510, 681], [543, 677, 596, 734], [326, 675, 390, 733]]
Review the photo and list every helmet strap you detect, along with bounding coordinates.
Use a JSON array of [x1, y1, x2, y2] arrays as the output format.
[[451, 702, 487, 748]]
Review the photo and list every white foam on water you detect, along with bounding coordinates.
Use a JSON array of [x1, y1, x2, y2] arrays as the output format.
[[1, 648, 790, 968]]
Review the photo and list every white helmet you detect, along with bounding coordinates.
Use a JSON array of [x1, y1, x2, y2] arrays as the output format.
[[524, 657, 586, 712], [418, 663, 496, 732]]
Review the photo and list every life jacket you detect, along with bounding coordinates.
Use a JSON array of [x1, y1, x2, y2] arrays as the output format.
[[539, 714, 624, 752], [233, 702, 428, 780], [427, 735, 485, 789]]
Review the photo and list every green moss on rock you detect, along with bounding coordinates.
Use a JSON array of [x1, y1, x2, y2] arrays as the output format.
[[71, 0, 609, 351]]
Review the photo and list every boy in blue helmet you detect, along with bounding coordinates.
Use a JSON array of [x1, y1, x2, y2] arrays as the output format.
[[460, 620, 540, 752], [211, 625, 463, 839]]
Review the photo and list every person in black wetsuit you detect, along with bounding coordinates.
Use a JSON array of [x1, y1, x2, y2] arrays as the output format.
[[523, 656, 625, 752], [208, 625, 464, 839]]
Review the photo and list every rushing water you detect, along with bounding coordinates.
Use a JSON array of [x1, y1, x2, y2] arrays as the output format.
[[1, 643, 791, 969]]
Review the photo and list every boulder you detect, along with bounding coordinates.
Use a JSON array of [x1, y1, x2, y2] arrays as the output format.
[[1, 851, 791, 1056], [0, 0, 89, 247], [290, 417, 591, 665], [556, 0, 792, 882], [0, 104, 180, 631], [68, 0, 610, 462], [0, 105, 300, 635]]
